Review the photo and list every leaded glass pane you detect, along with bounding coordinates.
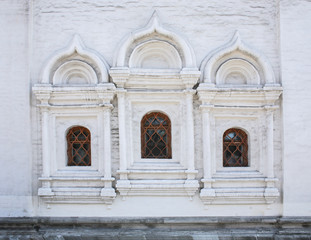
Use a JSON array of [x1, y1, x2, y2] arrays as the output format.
[[67, 126, 91, 166], [141, 112, 171, 159], [223, 128, 248, 167]]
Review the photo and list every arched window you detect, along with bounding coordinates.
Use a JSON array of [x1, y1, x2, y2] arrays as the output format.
[[67, 126, 91, 166], [223, 128, 248, 167], [141, 112, 172, 159]]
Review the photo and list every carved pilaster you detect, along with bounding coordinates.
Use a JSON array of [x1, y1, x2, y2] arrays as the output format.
[[33, 85, 54, 197], [98, 104, 116, 204], [116, 89, 131, 196], [264, 105, 279, 203], [199, 105, 215, 204]]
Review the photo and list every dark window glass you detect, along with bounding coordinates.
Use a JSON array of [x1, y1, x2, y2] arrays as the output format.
[[67, 126, 91, 166], [141, 112, 171, 159], [223, 128, 248, 167]]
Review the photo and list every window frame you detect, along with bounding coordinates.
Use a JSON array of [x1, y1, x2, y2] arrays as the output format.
[[223, 128, 248, 167], [66, 126, 92, 167], [140, 112, 172, 159]]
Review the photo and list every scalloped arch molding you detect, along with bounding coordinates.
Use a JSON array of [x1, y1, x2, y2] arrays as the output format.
[[129, 40, 182, 69], [53, 60, 97, 85], [112, 11, 197, 70], [41, 35, 110, 84], [216, 59, 260, 86], [200, 31, 276, 86], [40, 15, 277, 87]]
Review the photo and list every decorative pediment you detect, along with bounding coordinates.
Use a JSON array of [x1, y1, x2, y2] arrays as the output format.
[[200, 31, 277, 87], [41, 35, 110, 85], [113, 11, 197, 69], [34, 35, 115, 106], [110, 11, 200, 89], [53, 60, 97, 85]]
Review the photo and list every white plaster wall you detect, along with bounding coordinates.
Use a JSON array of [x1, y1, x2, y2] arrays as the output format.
[[0, 0, 32, 216], [280, 0, 311, 216], [0, 0, 289, 217]]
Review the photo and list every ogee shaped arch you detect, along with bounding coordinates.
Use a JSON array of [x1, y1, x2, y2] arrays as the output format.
[[200, 31, 276, 86], [113, 11, 197, 69], [41, 35, 110, 84]]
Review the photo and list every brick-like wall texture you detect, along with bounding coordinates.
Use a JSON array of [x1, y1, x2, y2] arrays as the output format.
[[0, 0, 310, 217]]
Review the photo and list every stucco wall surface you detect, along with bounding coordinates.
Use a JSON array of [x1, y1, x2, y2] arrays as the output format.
[[0, 0, 32, 216], [280, 0, 311, 216], [0, 0, 310, 218]]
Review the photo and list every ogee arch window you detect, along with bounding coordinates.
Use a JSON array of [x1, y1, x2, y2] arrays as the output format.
[[223, 128, 248, 167], [141, 112, 172, 159], [67, 126, 91, 166]]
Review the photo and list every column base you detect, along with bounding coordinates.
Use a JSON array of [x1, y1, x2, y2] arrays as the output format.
[[100, 188, 116, 205], [200, 188, 216, 205], [38, 187, 54, 196]]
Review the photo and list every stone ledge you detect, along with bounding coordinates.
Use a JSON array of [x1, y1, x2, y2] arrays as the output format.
[[0, 233, 311, 240], [1, 216, 311, 225], [0, 217, 311, 238]]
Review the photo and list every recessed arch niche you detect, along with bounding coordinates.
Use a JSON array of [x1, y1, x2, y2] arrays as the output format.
[[110, 11, 200, 89], [216, 59, 260, 86], [53, 60, 97, 85], [112, 11, 197, 70], [129, 40, 182, 69], [200, 31, 276, 87], [41, 35, 110, 85]]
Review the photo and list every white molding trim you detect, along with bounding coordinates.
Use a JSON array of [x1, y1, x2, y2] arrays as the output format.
[[53, 60, 98, 85], [114, 90, 199, 198], [129, 40, 182, 69], [110, 12, 200, 196], [33, 76, 116, 205], [110, 11, 200, 89], [197, 85, 283, 107], [41, 34, 110, 84], [112, 11, 197, 69], [197, 84, 281, 205], [200, 31, 277, 86]]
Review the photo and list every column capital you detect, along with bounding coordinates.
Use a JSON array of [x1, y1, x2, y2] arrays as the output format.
[[97, 92, 115, 105], [183, 89, 196, 95], [116, 88, 127, 95], [100, 103, 114, 111], [33, 84, 52, 105], [199, 104, 214, 113], [36, 94, 51, 108], [264, 105, 278, 112], [40, 105, 51, 112], [180, 68, 200, 89], [109, 67, 130, 88], [197, 90, 217, 105]]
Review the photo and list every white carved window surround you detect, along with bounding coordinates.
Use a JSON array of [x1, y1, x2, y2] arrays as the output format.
[[212, 111, 264, 174], [110, 12, 200, 198], [53, 113, 99, 176], [198, 31, 282, 205], [32, 17, 283, 208], [126, 94, 187, 169], [33, 35, 116, 205]]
